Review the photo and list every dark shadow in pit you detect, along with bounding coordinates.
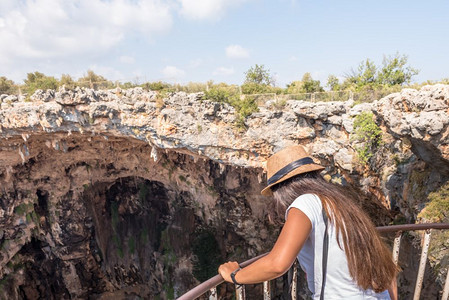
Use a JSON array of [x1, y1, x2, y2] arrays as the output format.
[[84, 176, 219, 298]]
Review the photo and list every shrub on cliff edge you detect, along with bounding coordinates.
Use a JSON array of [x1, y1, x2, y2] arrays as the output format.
[[352, 112, 382, 164], [0, 76, 18, 94], [418, 182, 449, 283], [418, 182, 449, 223], [24, 72, 59, 96], [204, 84, 259, 130]]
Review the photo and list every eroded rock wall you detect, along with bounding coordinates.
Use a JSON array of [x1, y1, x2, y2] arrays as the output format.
[[0, 84, 448, 298]]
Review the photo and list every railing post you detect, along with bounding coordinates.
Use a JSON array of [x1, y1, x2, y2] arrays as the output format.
[[413, 230, 431, 300], [209, 287, 217, 300], [442, 267, 449, 300], [263, 281, 271, 300], [392, 231, 402, 264], [291, 261, 298, 300], [236, 284, 245, 300]]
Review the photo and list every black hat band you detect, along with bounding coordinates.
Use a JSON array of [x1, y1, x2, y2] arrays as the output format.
[[267, 157, 315, 186]]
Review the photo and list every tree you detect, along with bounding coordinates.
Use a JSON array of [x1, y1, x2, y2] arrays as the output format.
[[0, 76, 17, 94], [286, 73, 324, 94], [326, 75, 340, 91], [301, 73, 324, 93], [344, 54, 419, 89], [24, 72, 59, 95], [60, 74, 76, 89], [285, 81, 303, 94], [241, 64, 274, 94], [244, 64, 273, 86], [377, 53, 419, 86], [77, 70, 113, 89], [346, 59, 377, 87]]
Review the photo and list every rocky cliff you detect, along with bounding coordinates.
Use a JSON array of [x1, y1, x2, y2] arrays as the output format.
[[0, 85, 448, 299]]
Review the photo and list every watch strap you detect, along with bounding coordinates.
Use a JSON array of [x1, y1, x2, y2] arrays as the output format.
[[230, 267, 242, 286]]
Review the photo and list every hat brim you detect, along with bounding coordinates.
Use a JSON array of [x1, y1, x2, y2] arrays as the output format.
[[261, 163, 325, 196]]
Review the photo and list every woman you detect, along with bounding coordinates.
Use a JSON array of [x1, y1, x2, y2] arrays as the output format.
[[218, 145, 398, 299]]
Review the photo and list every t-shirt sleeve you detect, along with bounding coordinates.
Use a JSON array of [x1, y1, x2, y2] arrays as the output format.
[[285, 194, 322, 230]]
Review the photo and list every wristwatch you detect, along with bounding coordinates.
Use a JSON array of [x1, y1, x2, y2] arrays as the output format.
[[230, 267, 243, 286]]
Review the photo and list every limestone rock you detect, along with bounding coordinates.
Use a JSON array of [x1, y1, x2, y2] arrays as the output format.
[[0, 84, 448, 299], [30, 89, 55, 102]]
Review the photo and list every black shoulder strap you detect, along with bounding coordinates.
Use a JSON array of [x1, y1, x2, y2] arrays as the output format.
[[320, 206, 329, 300]]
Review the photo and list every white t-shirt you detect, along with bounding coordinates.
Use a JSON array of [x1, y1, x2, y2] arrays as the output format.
[[285, 194, 391, 300]]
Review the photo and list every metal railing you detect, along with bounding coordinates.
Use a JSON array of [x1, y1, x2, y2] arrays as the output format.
[[244, 90, 356, 106], [178, 223, 449, 300]]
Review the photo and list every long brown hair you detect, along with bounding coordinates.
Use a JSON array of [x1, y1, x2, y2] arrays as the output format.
[[271, 171, 398, 292]]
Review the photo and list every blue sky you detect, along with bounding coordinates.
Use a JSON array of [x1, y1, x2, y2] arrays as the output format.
[[1, 0, 448, 87]]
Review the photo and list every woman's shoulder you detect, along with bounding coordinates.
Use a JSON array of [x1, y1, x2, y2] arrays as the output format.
[[292, 193, 322, 207], [285, 193, 323, 223]]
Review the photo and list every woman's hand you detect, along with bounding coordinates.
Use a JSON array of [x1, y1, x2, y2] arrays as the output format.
[[218, 261, 240, 283], [216, 208, 311, 285]]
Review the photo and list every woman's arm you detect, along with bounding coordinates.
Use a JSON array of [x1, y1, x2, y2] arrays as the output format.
[[387, 276, 398, 300], [218, 208, 312, 284]]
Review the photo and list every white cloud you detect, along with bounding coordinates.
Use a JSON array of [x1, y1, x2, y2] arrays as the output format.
[[226, 44, 250, 59], [162, 66, 186, 79], [289, 56, 298, 61], [119, 55, 135, 64], [213, 67, 235, 76], [178, 0, 249, 20], [0, 0, 173, 64]]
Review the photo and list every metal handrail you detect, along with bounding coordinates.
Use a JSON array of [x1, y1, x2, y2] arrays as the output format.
[[178, 253, 268, 300], [376, 223, 449, 233], [177, 223, 449, 300]]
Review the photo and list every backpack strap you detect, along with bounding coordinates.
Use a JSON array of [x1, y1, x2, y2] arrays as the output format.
[[320, 206, 329, 300]]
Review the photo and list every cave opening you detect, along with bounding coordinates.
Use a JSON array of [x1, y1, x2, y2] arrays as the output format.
[[0, 134, 272, 298], [83, 175, 215, 296]]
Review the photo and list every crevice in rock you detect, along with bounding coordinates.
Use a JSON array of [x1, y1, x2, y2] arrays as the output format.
[[410, 137, 449, 175], [35, 189, 49, 217]]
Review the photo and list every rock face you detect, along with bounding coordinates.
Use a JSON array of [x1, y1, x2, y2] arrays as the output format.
[[0, 85, 448, 299]]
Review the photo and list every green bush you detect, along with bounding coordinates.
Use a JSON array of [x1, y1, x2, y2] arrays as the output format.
[[141, 81, 173, 92], [0, 76, 18, 94], [204, 86, 238, 103], [119, 81, 139, 89], [77, 70, 113, 89], [241, 82, 270, 94], [352, 112, 382, 164], [204, 85, 259, 129], [418, 182, 449, 222], [59, 74, 76, 90], [230, 96, 259, 119], [24, 72, 59, 95], [241, 64, 275, 95], [418, 182, 449, 278], [174, 82, 208, 93], [286, 73, 324, 95], [351, 84, 402, 102]]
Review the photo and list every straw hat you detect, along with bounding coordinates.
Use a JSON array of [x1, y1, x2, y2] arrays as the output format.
[[261, 145, 325, 196]]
